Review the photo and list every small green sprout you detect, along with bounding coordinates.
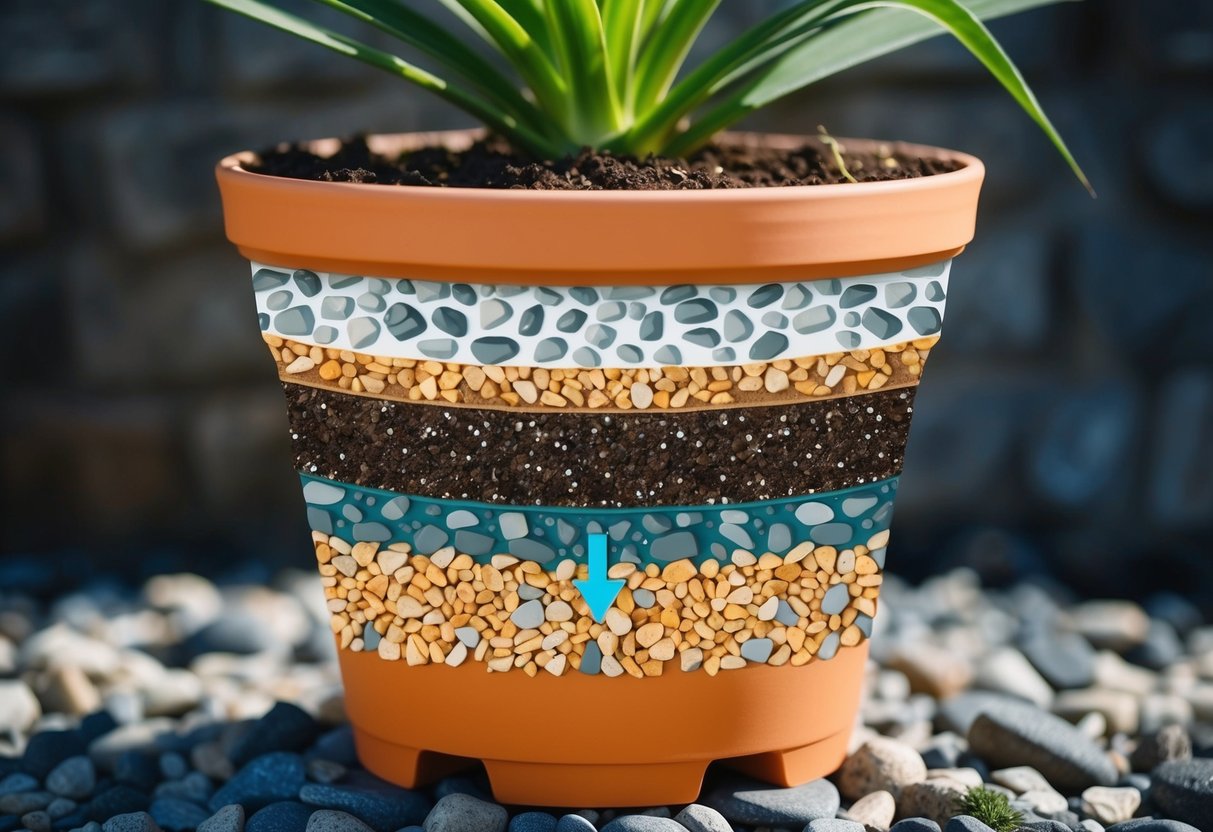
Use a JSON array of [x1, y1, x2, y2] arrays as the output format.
[[956, 785, 1025, 832], [203, 0, 1089, 190]]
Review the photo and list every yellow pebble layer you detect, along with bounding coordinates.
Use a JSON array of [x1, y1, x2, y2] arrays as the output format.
[[270, 335, 937, 410], [314, 530, 888, 677]]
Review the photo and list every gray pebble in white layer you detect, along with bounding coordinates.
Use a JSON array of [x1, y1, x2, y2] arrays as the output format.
[[347, 318, 381, 350]]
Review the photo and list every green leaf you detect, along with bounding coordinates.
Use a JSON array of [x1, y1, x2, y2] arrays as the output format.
[[495, 0, 555, 56], [306, 0, 546, 133], [545, 0, 622, 141], [445, 0, 571, 126], [625, 0, 843, 151], [669, 0, 1091, 194], [601, 0, 645, 110], [203, 0, 563, 157], [632, 0, 721, 115], [639, 0, 673, 42]]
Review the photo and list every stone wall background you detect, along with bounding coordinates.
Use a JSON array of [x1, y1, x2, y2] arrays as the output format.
[[1, 1, 1210, 603]]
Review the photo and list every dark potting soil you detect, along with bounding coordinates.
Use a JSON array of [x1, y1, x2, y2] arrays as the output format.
[[284, 384, 915, 507], [249, 135, 960, 190]]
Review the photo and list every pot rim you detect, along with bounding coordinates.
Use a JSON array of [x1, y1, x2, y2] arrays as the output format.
[[216, 129, 985, 284]]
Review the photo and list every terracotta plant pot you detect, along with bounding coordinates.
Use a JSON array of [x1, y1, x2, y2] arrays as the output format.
[[215, 130, 984, 807]]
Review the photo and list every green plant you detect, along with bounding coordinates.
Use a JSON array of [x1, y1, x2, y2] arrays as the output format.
[[206, 0, 1088, 188], [957, 786, 1026, 832]]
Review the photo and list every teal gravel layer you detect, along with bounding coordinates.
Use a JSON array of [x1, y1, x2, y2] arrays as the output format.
[[301, 474, 898, 567]]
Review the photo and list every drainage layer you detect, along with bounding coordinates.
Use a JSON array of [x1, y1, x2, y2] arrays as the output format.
[[302, 474, 898, 566], [286, 385, 915, 507], [315, 528, 887, 676]]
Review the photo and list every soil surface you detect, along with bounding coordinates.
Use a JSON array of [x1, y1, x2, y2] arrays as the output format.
[[284, 384, 915, 507], [249, 135, 960, 190]]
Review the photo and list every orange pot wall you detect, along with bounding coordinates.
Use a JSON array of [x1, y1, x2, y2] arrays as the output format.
[[339, 642, 869, 807], [217, 130, 984, 285], [216, 130, 983, 807]]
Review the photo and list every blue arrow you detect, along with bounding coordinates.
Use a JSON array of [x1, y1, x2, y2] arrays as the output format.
[[574, 533, 625, 623]]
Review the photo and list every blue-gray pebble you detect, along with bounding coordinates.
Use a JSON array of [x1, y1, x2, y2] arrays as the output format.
[[300, 782, 430, 832], [671, 804, 729, 832], [114, 752, 159, 793], [23, 808, 53, 832], [158, 754, 188, 782], [229, 704, 321, 767], [422, 794, 507, 832], [1018, 821, 1072, 832], [311, 728, 358, 768], [432, 776, 491, 802], [1150, 759, 1213, 831], [1107, 820, 1201, 832], [246, 802, 314, 832], [944, 818, 995, 832], [555, 814, 597, 832], [306, 809, 376, 832], [154, 772, 213, 804], [150, 797, 212, 831], [0, 790, 53, 815], [209, 753, 307, 814], [509, 812, 557, 832], [24, 731, 88, 779], [46, 756, 96, 800], [704, 776, 839, 826], [804, 819, 864, 832], [967, 701, 1118, 792], [0, 773, 39, 797], [598, 816, 686, 832], [102, 812, 161, 832], [890, 820, 942, 832], [198, 804, 245, 832], [89, 785, 152, 822]]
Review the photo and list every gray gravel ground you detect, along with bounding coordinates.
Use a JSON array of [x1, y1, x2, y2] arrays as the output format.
[[1, 567, 1210, 832]]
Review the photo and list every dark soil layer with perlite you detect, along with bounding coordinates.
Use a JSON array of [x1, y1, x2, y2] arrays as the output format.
[[285, 384, 915, 506], [250, 135, 960, 190]]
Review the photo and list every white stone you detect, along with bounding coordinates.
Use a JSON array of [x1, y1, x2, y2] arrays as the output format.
[[1081, 786, 1141, 825], [0, 680, 41, 732]]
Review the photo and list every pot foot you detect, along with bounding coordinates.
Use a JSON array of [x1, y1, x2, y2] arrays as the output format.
[[353, 728, 476, 788], [482, 759, 709, 807], [724, 728, 852, 787]]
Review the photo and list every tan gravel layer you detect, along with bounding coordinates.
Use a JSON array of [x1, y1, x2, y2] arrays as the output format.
[[268, 335, 936, 411], [314, 530, 887, 677]]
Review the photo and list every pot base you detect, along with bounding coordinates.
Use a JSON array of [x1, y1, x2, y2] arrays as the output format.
[[339, 644, 867, 806], [353, 725, 853, 806]]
